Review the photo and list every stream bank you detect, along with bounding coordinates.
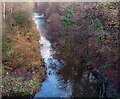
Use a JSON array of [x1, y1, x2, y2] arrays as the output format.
[[33, 8, 72, 97], [35, 2, 119, 98], [2, 3, 46, 98]]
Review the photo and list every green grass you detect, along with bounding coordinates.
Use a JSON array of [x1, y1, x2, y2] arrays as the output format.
[[2, 77, 40, 96]]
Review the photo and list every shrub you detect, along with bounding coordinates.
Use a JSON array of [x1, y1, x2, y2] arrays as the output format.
[[100, 63, 111, 71], [13, 11, 31, 28], [60, 6, 75, 27]]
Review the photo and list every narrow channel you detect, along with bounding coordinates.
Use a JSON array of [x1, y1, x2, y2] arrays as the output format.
[[32, 7, 112, 99], [33, 9, 72, 97]]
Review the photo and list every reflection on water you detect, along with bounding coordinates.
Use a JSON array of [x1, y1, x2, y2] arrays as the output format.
[[32, 6, 119, 98], [33, 11, 72, 97]]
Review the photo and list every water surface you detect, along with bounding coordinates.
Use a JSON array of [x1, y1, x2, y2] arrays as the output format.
[[33, 11, 72, 97]]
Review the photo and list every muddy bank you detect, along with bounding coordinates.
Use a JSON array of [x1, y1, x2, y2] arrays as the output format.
[[37, 2, 119, 98], [2, 3, 45, 97]]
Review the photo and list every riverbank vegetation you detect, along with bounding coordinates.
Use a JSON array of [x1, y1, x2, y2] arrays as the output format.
[[60, 6, 75, 26], [2, 3, 45, 97], [37, 2, 119, 97]]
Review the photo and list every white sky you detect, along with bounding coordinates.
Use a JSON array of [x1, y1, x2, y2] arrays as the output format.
[[1, 0, 119, 2]]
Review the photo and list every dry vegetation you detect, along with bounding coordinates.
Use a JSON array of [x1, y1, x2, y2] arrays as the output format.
[[37, 2, 119, 97], [2, 3, 45, 97]]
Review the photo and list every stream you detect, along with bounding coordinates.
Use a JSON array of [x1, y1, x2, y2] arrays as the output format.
[[33, 10, 72, 97], [32, 8, 112, 98]]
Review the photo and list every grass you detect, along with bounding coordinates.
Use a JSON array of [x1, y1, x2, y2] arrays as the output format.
[[2, 77, 40, 96]]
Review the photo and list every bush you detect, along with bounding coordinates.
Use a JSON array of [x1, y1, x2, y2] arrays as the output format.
[[60, 6, 75, 26], [13, 11, 31, 28]]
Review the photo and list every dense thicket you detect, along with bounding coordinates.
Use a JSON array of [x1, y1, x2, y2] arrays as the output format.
[[37, 2, 119, 97]]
